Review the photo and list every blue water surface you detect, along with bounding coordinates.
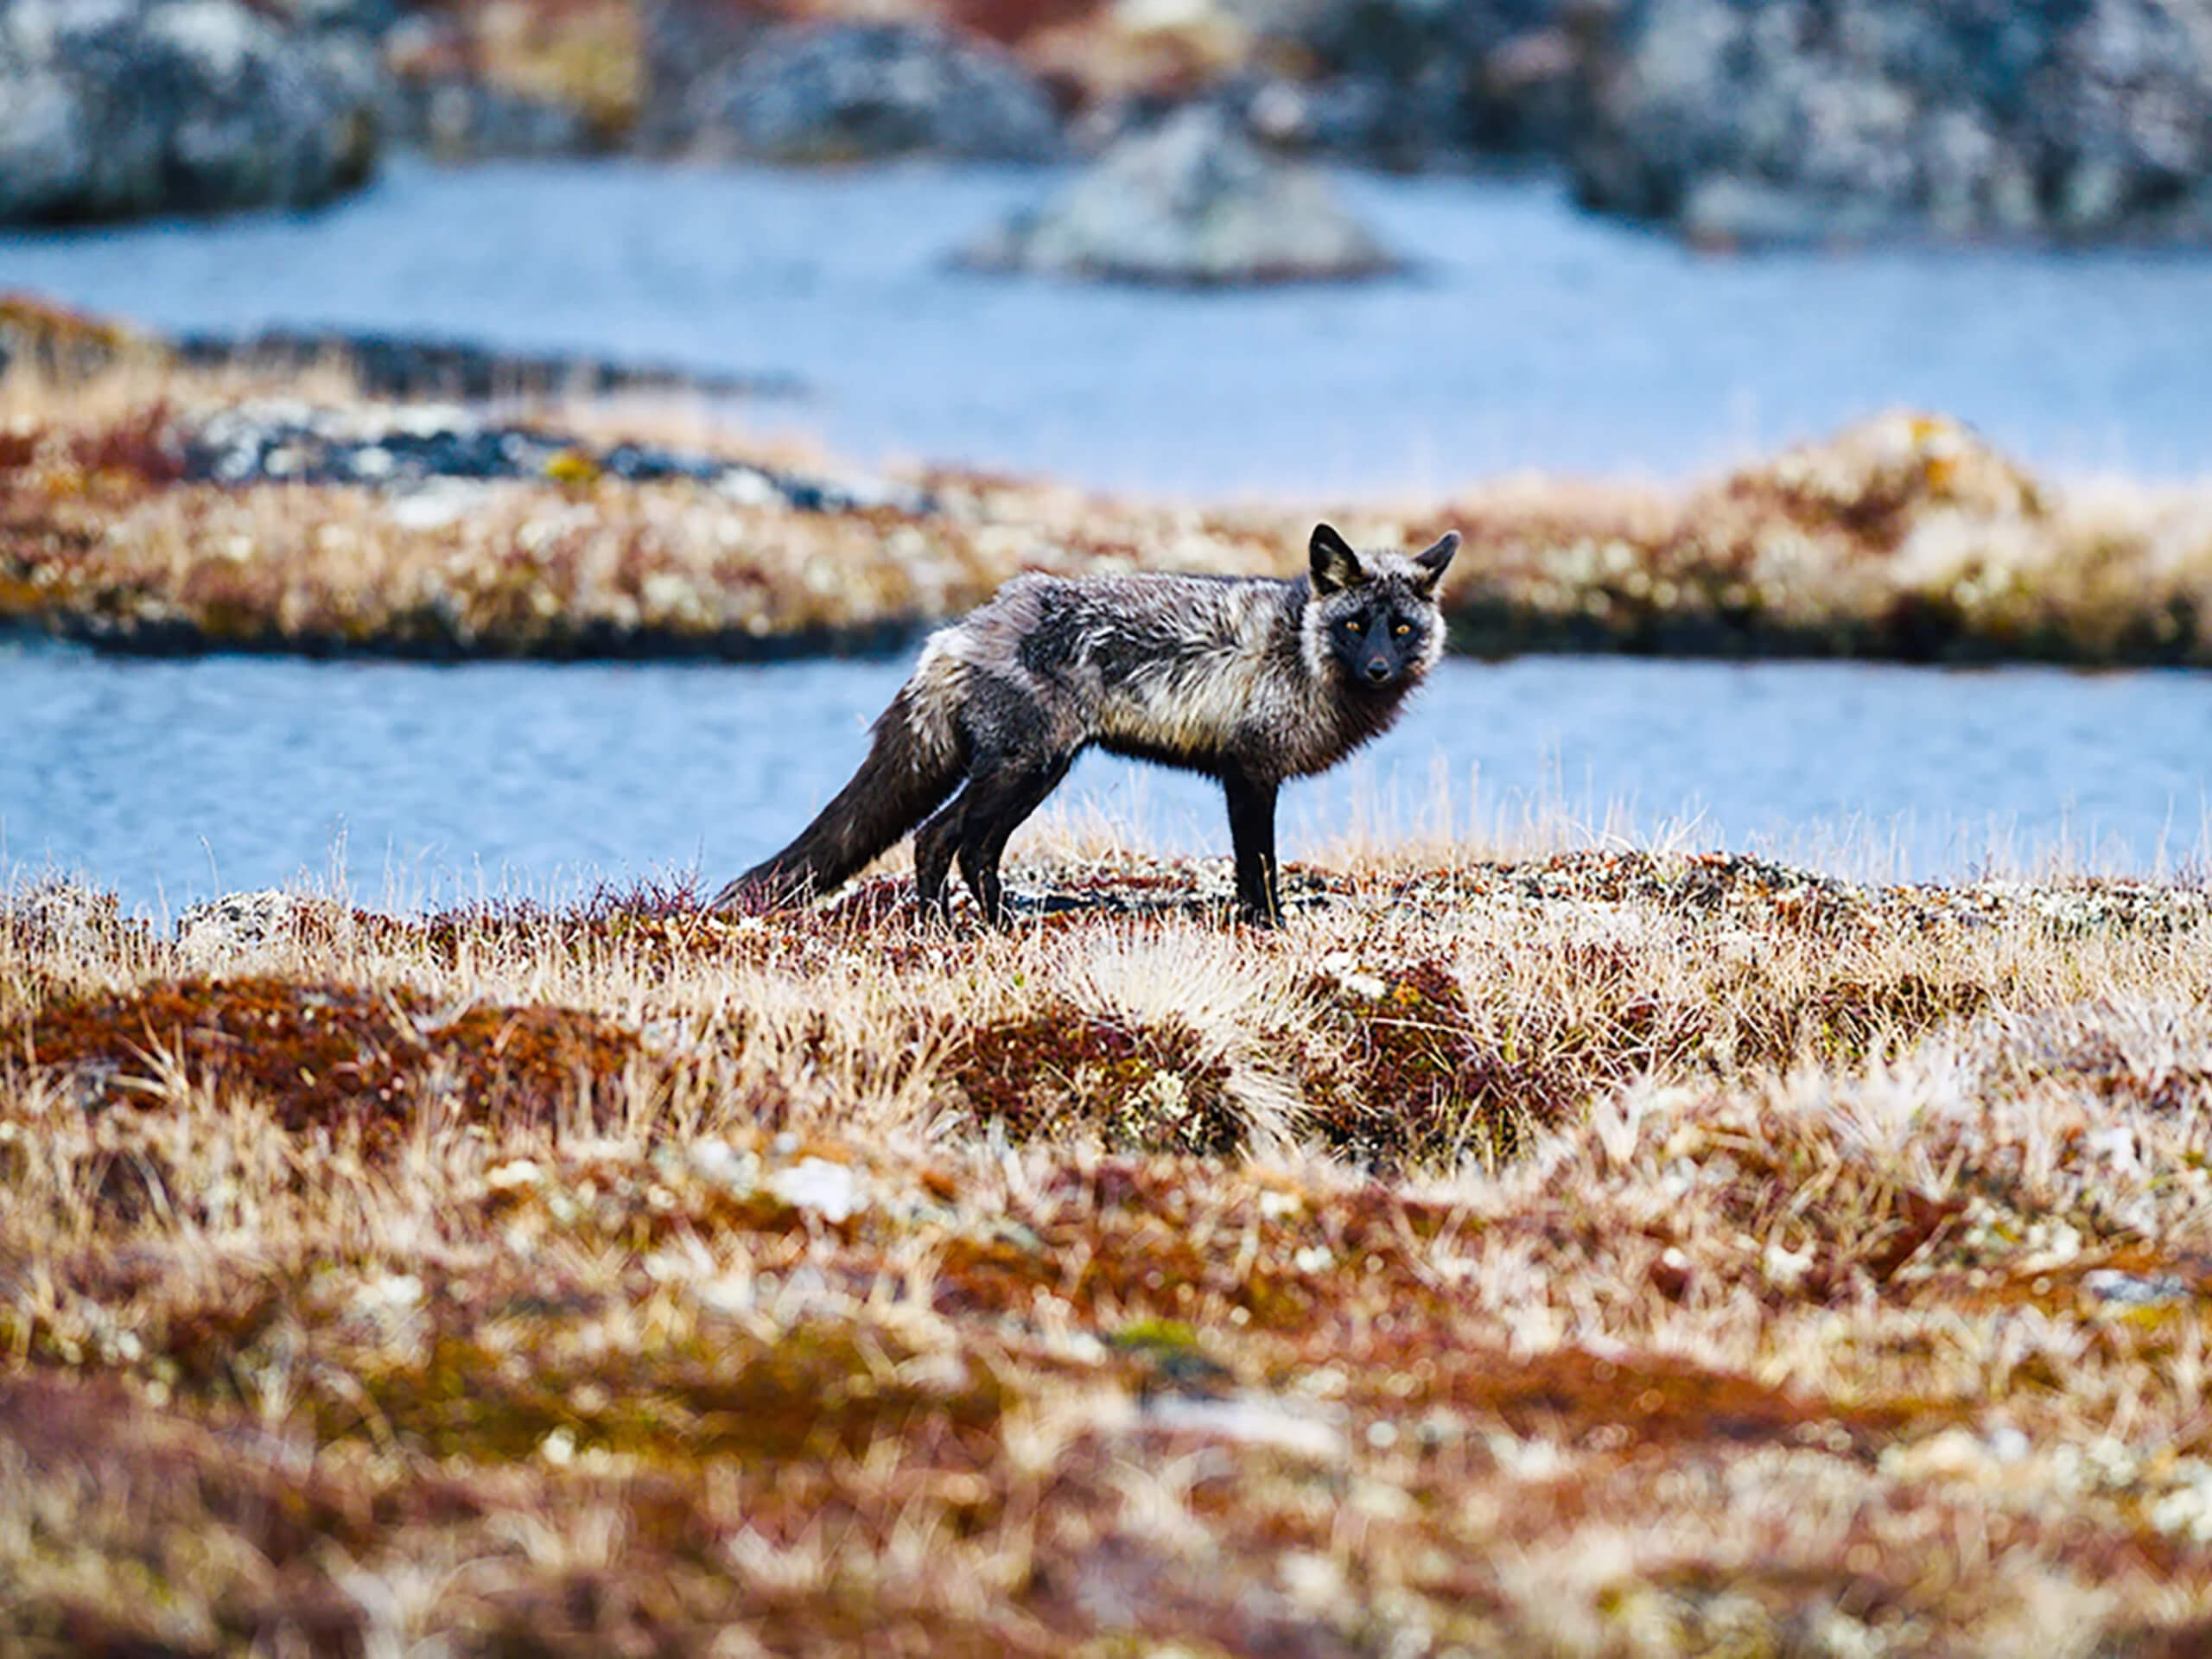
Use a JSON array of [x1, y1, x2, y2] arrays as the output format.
[[3, 161, 2210, 497], [5, 640, 2207, 914]]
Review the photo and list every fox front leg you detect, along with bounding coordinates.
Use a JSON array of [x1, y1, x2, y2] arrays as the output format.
[[1222, 771, 1281, 926]]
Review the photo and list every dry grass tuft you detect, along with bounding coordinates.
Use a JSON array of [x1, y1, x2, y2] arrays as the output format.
[[7, 836, 2212, 1652]]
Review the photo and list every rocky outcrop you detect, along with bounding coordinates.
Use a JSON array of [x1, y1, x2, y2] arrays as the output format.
[[961, 105, 1396, 284], [1571, 0, 2212, 245], [175, 887, 345, 966], [1237, 0, 1581, 164], [172, 399, 928, 513], [0, 0, 385, 224], [672, 21, 1063, 162]]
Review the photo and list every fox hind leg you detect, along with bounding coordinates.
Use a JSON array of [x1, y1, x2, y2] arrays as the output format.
[[957, 752, 1074, 925], [913, 798, 963, 919]]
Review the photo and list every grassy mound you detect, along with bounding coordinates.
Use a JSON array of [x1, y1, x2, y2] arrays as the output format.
[[3, 358, 2210, 664]]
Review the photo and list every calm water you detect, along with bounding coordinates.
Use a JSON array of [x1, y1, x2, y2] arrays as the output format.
[[5, 639, 2208, 914], [4, 161, 2212, 496], [7, 163, 2209, 902]]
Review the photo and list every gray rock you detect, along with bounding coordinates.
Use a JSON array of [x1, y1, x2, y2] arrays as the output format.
[[0, 0, 382, 224], [168, 398, 931, 515], [1570, 0, 2212, 245], [961, 105, 1398, 285], [1236, 0, 1580, 163], [2, 878, 130, 955], [683, 21, 1062, 163], [635, 0, 774, 156]]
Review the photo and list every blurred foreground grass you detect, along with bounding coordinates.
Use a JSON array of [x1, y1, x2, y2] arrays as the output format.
[[7, 836, 2212, 1654]]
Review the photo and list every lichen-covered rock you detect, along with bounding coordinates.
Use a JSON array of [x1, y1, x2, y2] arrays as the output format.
[[175, 887, 341, 965], [679, 21, 1062, 162], [1570, 0, 2212, 245], [1, 879, 134, 957], [0, 0, 384, 225], [168, 398, 929, 513], [960, 105, 1397, 285]]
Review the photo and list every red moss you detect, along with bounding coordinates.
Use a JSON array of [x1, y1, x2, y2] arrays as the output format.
[[342, 1321, 1007, 1471], [68, 403, 183, 487], [947, 1002, 1238, 1154], [1381, 1342, 1916, 1455], [24, 977, 639, 1151]]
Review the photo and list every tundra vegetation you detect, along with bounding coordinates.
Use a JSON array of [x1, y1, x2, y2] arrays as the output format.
[[9, 324, 2212, 1653], [6, 829, 2212, 1655]]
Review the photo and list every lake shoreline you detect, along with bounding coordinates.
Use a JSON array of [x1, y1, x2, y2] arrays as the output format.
[[3, 362, 2210, 672]]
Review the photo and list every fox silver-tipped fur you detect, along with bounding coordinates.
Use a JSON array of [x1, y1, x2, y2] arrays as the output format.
[[713, 522, 1459, 925]]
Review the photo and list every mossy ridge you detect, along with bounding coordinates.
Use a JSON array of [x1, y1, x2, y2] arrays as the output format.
[[10, 372, 2212, 667]]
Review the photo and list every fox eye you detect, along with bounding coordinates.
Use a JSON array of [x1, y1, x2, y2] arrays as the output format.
[[1393, 622, 1411, 637], [1341, 619, 1360, 632]]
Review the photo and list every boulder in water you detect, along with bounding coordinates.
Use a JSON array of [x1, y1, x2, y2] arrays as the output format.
[[961, 105, 1399, 285]]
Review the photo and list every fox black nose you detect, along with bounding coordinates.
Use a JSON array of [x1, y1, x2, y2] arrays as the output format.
[[1363, 659, 1391, 683]]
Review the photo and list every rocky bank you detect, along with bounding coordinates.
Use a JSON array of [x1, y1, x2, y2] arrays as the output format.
[[3, 343, 2209, 667], [1573, 0, 2212, 245], [7, 0, 2212, 251]]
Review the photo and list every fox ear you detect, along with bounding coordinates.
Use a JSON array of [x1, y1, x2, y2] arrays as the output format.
[[1309, 523, 1364, 594], [1411, 530, 1460, 594]]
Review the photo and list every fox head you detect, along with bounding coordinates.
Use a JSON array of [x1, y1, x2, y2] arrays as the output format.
[[1305, 522, 1459, 692]]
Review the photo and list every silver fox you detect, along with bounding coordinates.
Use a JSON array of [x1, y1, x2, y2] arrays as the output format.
[[713, 522, 1459, 925]]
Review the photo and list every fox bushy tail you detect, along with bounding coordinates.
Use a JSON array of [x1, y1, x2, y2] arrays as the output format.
[[712, 679, 966, 913]]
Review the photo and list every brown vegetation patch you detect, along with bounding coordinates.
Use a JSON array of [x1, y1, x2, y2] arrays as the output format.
[[1300, 958, 1580, 1170], [338, 1322, 1007, 1470], [930, 1159, 1330, 1332], [1405, 1342, 1909, 1456], [0, 1373, 382, 1655], [948, 1002, 1239, 1154], [1749, 969, 1996, 1071], [22, 976, 639, 1148]]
